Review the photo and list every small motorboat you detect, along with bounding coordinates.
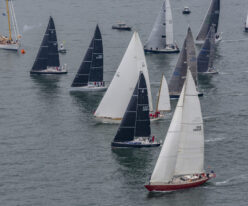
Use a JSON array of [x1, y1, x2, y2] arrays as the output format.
[[112, 23, 132, 31], [182, 6, 191, 14], [58, 42, 66, 53]]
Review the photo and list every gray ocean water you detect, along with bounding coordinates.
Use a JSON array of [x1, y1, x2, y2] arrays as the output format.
[[0, 0, 248, 205]]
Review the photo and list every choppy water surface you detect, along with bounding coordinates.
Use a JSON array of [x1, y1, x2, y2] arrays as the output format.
[[0, 0, 248, 205]]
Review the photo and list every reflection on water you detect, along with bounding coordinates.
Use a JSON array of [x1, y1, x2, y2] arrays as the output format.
[[69, 91, 104, 114]]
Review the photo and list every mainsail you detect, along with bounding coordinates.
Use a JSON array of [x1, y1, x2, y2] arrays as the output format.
[[150, 70, 204, 184], [168, 27, 197, 96], [31, 17, 59, 71], [94, 32, 153, 120], [196, 0, 220, 41], [47, 17, 60, 67], [72, 25, 103, 87], [113, 72, 151, 142], [156, 75, 171, 112], [197, 26, 215, 73]]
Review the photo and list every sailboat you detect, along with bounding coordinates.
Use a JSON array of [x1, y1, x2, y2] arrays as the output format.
[[0, 0, 21, 50], [94, 32, 153, 123], [197, 25, 218, 74], [70, 25, 106, 91], [169, 27, 201, 99], [145, 69, 216, 192], [150, 74, 171, 121], [245, 13, 248, 32], [144, 0, 179, 53], [111, 72, 160, 148], [30, 16, 67, 74], [196, 0, 221, 44]]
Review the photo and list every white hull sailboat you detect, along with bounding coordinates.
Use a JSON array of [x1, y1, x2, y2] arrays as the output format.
[[196, 0, 221, 45], [0, 0, 21, 51], [94, 32, 153, 123], [144, 0, 179, 53], [70, 25, 107, 92], [145, 69, 216, 192], [150, 74, 171, 121]]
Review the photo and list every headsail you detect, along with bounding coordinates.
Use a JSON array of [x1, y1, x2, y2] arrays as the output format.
[[150, 70, 204, 184], [47, 17, 60, 67], [113, 73, 151, 142], [156, 75, 171, 112], [168, 27, 197, 96], [94, 32, 153, 120], [246, 13, 248, 28], [72, 25, 103, 87], [144, 2, 166, 50], [196, 0, 220, 41], [197, 26, 215, 73]]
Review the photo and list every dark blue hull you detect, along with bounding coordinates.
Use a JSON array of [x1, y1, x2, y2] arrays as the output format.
[[30, 71, 68, 75], [111, 141, 160, 148]]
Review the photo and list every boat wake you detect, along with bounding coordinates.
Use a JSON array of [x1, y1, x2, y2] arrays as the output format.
[[215, 174, 248, 186], [222, 38, 248, 43], [23, 23, 42, 33], [205, 137, 225, 143]]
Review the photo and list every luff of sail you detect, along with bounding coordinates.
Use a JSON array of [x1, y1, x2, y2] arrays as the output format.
[[196, 0, 220, 41], [113, 73, 151, 143], [72, 25, 103, 87], [94, 32, 153, 121], [156, 75, 171, 112], [150, 69, 204, 184], [168, 27, 197, 96], [197, 26, 215, 73]]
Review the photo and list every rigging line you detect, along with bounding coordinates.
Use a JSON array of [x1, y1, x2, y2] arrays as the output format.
[[10, 0, 19, 37], [9, 1, 17, 40]]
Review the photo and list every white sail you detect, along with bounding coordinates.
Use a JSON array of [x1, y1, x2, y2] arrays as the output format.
[[174, 70, 204, 176], [150, 83, 185, 184], [150, 70, 204, 184], [94, 32, 153, 119], [157, 75, 171, 112], [165, 0, 174, 45], [246, 13, 248, 28]]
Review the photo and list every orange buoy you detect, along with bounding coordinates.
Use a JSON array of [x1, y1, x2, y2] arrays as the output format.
[[21, 49, 26, 54]]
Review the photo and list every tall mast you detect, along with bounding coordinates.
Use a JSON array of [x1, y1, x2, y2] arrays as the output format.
[[6, 0, 12, 41], [155, 74, 163, 112]]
